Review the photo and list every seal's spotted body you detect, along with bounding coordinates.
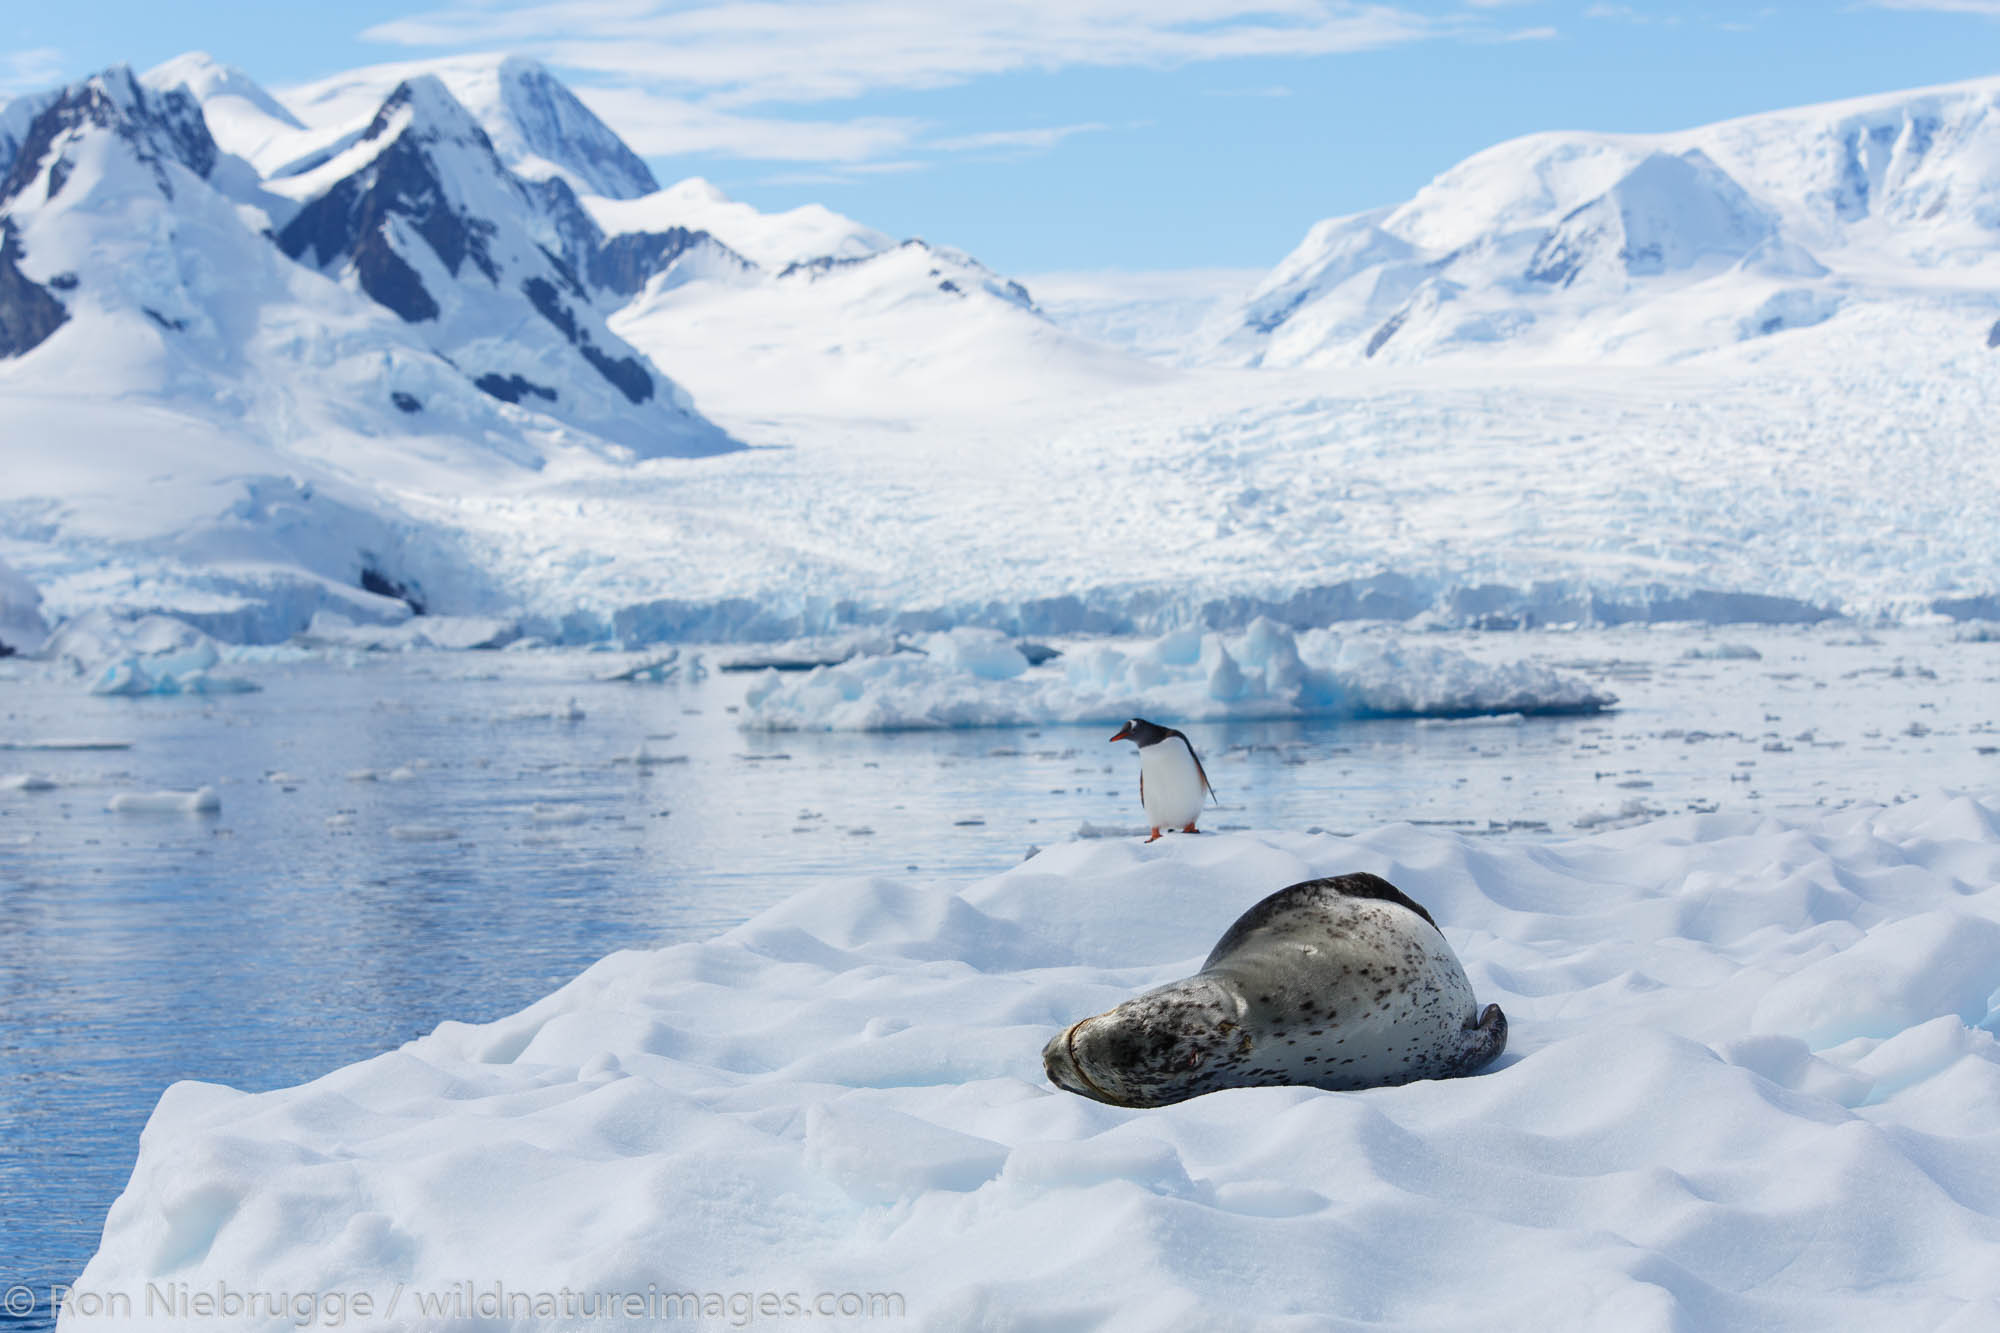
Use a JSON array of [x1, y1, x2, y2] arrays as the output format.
[[1043, 873, 1506, 1107]]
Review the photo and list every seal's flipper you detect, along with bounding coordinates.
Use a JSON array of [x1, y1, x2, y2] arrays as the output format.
[[1457, 1003, 1507, 1074]]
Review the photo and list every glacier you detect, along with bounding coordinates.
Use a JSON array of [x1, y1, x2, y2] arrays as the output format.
[[2, 58, 1997, 651]]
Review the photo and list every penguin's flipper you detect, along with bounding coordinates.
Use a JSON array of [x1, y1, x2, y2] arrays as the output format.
[[1191, 747, 1217, 805]]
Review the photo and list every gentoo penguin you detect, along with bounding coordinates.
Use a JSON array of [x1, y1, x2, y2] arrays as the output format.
[[1109, 718, 1215, 843]]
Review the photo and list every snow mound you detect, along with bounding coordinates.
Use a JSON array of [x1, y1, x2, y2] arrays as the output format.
[[67, 793, 2000, 1330], [741, 620, 1612, 731]]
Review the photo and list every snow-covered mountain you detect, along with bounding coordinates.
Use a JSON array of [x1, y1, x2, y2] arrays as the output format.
[[1218, 76, 2000, 367], [144, 51, 1144, 419], [263, 75, 728, 457], [0, 52, 1159, 642], [275, 53, 659, 201], [594, 186, 1162, 418], [0, 62, 744, 640], [7, 56, 1995, 649]]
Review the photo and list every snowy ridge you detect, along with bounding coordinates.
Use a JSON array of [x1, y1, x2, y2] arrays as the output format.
[[140, 51, 305, 173], [1220, 74, 2000, 367], [585, 176, 893, 271], [67, 794, 2000, 1330], [195, 52, 660, 201]]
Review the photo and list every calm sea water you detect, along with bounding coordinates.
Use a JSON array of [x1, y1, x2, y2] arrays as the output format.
[[1, 625, 1994, 1329]]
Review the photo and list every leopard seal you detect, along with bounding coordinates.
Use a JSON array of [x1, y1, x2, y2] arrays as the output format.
[[1042, 873, 1505, 1107]]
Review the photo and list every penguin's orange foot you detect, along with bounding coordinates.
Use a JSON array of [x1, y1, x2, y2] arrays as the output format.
[[1181, 822, 1200, 834], [1145, 829, 1163, 843]]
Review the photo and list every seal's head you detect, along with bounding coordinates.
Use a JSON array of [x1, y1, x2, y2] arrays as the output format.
[[1040, 975, 1246, 1109]]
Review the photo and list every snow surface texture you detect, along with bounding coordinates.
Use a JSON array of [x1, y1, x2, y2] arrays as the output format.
[[70, 794, 2000, 1330], [741, 622, 1612, 731]]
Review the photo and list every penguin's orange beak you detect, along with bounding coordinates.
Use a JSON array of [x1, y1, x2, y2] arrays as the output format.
[[1109, 724, 1132, 743]]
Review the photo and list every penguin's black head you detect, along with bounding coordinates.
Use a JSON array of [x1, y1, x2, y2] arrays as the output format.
[[1109, 718, 1169, 747]]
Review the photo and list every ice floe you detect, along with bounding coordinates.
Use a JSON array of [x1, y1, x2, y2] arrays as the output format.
[[388, 823, 459, 842], [67, 792, 2000, 1331], [105, 787, 220, 814], [742, 620, 1613, 731]]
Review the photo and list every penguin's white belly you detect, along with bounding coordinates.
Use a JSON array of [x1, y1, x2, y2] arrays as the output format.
[[1139, 740, 1205, 829]]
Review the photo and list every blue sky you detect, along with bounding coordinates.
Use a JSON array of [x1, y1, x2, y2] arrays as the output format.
[[6, 2, 1999, 272]]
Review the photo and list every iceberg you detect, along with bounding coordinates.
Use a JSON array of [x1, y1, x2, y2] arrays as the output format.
[[63, 793, 2000, 1331], [741, 620, 1613, 731]]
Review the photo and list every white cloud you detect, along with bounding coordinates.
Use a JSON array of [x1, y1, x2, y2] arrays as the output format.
[[354, 2, 1546, 171], [1867, 0, 2000, 11], [572, 84, 920, 161], [363, 1, 1444, 106], [930, 122, 1115, 153], [0, 47, 64, 97]]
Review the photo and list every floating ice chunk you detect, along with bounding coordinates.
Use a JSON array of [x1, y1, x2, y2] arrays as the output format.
[[1075, 820, 1149, 839], [928, 627, 1028, 680], [388, 824, 458, 842], [602, 650, 680, 683], [107, 787, 220, 814], [1683, 642, 1763, 660], [296, 612, 519, 652], [620, 739, 685, 766], [505, 696, 587, 722], [1572, 797, 1665, 829], [531, 803, 588, 826], [1, 773, 57, 792], [0, 738, 133, 751], [345, 769, 379, 782]]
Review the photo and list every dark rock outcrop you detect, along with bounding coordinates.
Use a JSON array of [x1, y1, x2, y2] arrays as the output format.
[[474, 372, 558, 404], [0, 66, 215, 208], [0, 221, 67, 357]]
